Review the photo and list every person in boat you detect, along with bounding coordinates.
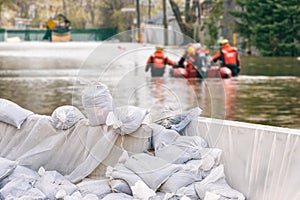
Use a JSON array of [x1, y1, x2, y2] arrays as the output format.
[[145, 46, 176, 77], [56, 14, 71, 30], [177, 45, 207, 78], [211, 39, 240, 77]]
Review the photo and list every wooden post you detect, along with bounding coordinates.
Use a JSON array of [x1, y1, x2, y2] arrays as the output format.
[[163, 0, 168, 45], [233, 33, 236, 47], [197, 0, 202, 43], [136, 0, 141, 43]]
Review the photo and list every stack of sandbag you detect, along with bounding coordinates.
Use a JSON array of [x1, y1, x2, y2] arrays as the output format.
[[88, 105, 151, 179], [105, 123, 245, 200], [0, 157, 111, 199], [0, 97, 152, 184], [0, 82, 246, 199]]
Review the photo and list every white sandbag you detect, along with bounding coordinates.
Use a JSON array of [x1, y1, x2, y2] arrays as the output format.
[[195, 165, 245, 200], [150, 124, 179, 151], [62, 191, 99, 200], [51, 105, 86, 130], [36, 167, 78, 199], [102, 192, 133, 200], [204, 191, 221, 200], [0, 165, 40, 188], [131, 180, 156, 200], [0, 157, 17, 182], [106, 106, 147, 135], [199, 148, 222, 172], [55, 189, 67, 199], [106, 163, 143, 187], [144, 105, 178, 124], [155, 136, 207, 164], [0, 98, 33, 129], [160, 160, 203, 193], [77, 178, 111, 199], [109, 179, 132, 195], [0, 176, 46, 199], [165, 107, 202, 134], [176, 183, 199, 199], [63, 191, 83, 200], [124, 153, 182, 191], [82, 83, 113, 126]]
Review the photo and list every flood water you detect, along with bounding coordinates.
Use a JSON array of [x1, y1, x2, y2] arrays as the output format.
[[0, 43, 299, 129]]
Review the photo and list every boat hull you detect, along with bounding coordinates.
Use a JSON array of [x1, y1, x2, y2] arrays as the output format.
[[170, 66, 232, 79]]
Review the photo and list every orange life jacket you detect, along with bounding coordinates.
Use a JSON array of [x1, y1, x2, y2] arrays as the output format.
[[147, 50, 174, 69], [221, 45, 239, 66], [212, 44, 240, 67]]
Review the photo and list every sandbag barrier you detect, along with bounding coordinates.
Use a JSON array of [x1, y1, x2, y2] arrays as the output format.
[[0, 114, 245, 200], [0, 83, 245, 199]]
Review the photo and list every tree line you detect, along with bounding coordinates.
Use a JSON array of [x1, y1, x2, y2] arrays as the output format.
[[0, 0, 298, 56]]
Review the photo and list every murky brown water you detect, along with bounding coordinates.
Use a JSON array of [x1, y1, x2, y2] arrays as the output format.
[[0, 43, 299, 129]]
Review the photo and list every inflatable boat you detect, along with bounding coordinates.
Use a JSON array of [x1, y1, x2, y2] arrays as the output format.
[[170, 65, 232, 79]]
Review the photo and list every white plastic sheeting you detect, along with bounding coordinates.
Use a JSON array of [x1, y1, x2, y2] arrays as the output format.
[[0, 113, 151, 184], [190, 117, 300, 200]]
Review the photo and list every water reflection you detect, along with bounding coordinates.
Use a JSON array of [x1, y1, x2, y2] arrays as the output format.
[[223, 79, 237, 120], [0, 77, 74, 115], [235, 76, 300, 128], [0, 51, 299, 129], [149, 78, 165, 105]]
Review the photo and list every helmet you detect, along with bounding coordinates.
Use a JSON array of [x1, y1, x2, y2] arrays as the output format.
[[155, 46, 164, 50], [219, 39, 229, 45], [187, 46, 195, 55]]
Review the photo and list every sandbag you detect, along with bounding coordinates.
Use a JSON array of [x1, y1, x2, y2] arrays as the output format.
[[77, 178, 111, 199], [160, 160, 203, 193], [195, 165, 245, 200], [106, 163, 143, 187], [106, 106, 147, 135], [0, 165, 40, 189], [0, 176, 46, 200], [50, 105, 86, 130], [36, 167, 78, 199], [102, 192, 133, 200], [198, 148, 222, 173], [176, 183, 199, 199], [155, 136, 207, 164], [165, 107, 202, 134], [0, 157, 17, 183], [109, 179, 132, 195], [150, 124, 179, 151], [124, 153, 181, 191], [131, 180, 156, 200], [0, 98, 33, 129], [82, 83, 113, 126]]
